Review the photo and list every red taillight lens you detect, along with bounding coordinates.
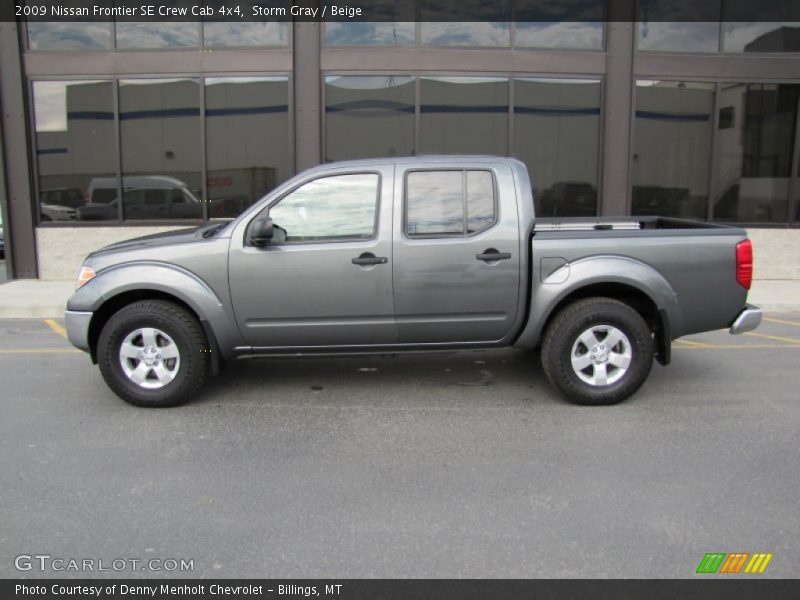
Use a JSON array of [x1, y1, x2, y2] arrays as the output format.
[[736, 239, 753, 290]]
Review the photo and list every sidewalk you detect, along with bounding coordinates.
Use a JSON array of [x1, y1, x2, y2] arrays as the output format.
[[0, 278, 798, 319]]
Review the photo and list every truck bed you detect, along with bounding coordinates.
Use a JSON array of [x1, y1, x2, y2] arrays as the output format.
[[534, 216, 732, 233]]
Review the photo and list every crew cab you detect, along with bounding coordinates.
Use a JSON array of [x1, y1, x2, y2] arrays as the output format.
[[64, 157, 762, 407]]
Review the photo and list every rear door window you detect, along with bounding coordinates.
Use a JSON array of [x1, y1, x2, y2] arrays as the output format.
[[405, 170, 496, 237]]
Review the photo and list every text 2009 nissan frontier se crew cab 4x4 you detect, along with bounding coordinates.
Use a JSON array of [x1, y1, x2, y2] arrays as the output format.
[[64, 157, 762, 408]]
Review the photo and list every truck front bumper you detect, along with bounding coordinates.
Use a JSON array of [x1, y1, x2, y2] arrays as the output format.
[[65, 310, 93, 352], [729, 304, 762, 335]]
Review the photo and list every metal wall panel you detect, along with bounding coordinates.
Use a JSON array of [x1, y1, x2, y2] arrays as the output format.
[[601, 19, 635, 216], [0, 22, 37, 278], [293, 22, 321, 171]]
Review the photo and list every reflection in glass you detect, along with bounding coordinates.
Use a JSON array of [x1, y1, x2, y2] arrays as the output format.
[[467, 171, 495, 233], [632, 81, 714, 220], [325, 76, 415, 161], [637, 22, 719, 53], [269, 174, 379, 242], [204, 22, 289, 47], [119, 79, 202, 220], [637, 0, 721, 52], [420, 23, 510, 46], [723, 23, 800, 53], [27, 23, 112, 50], [420, 77, 508, 155], [116, 22, 199, 48], [420, 0, 509, 46], [406, 170, 496, 236], [713, 83, 799, 223], [516, 22, 603, 49], [325, 22, 415, 45], [205, 77, 291, 218], [406, 171, 464, 236], [513, 78, 601, 217], [32, 81, 117, 222]]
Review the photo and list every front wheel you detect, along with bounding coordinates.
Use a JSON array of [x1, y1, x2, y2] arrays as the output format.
[[97, 300, 209, 407], [541, 298, 654, 405]]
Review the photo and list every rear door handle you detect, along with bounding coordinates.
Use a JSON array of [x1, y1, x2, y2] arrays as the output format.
[[476, 249, 512, 262], [352, 253, 388, 266]]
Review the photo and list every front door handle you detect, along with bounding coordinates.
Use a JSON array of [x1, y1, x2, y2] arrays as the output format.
[[352, 253, 388, 266], [476, 249, 512, 262]]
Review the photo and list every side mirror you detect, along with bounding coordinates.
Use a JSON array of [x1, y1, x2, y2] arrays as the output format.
[[248, 216, 274, 247]]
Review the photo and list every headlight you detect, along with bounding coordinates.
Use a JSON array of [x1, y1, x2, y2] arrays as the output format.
[[77, 265, 96, 288]]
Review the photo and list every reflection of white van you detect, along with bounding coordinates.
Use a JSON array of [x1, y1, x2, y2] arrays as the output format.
[[79, 176, 202, 221]]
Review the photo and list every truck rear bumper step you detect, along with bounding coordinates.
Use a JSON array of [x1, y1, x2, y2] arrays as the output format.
[[729, 304, 762, 335]]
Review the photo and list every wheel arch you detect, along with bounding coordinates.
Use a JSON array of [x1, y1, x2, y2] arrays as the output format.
[[87, 289, 221, 371], [69, 262, 241, 368], [514, 256, 680, 365]]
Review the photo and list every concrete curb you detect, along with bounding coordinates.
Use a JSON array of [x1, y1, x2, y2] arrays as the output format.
[[0, 280, 74, 319], [0, 278, 798, 320]]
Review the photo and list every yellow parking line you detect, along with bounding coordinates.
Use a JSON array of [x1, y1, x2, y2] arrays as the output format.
[[0, 348, 81, 354], [764, 316, 800, 328], [43, 319, 68, 339], [674, 344, 800, 350], [744, 331, 800, 346], [675, 339, 718, 349]]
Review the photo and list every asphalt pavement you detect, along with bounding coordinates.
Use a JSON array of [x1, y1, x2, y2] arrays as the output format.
[[1, 316, 799, 578]]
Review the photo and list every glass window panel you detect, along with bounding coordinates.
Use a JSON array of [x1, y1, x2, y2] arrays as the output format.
[[119, 79, 202, 221], [467, 171, 495, 233], [205, 77, 291, 219], [204, 22, 289, 47], [420, 77, 508, 155], [513, 78, 601, 217], [637, 0, 721, 52], [723, 23, 800, 53], [420, 23, 510, 46], [406, 171, 464, 236], [632, 81, 715, 220], [32, 81, 117, 223], [116, 22, 199, 49], [27, 23, 112, 50], [325, 75, 415, 161], [325, 22, 415, 45], [515, 22, 603, 49], [713, 83, 799, 223], [421, 0, 509, 46], [637, 22, 720, 53], [269, 174, 379, 242]]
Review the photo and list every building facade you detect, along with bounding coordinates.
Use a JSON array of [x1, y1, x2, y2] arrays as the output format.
[[1, 8, 800, 281]]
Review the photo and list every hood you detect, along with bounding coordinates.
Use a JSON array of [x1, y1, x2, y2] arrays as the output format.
[[87, 226, 207, 258]]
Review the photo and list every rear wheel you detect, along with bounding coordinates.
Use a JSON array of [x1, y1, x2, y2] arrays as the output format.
[[541, 297, 654, 405], [97, 300, 209, 407]]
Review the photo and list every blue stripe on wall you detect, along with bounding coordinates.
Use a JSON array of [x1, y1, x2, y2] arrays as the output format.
[[421, 104, 508, 114], [206, 105, 288, 117], [120, 108, 200, 120], [61, 105, 709, 123], [65, 106, 289, 122], [67, 111, 114, 121], [326, 100, 415, 113], [636, 110, 710, 122], [37, 148, 68, 155], [515, 106, 600, 116]]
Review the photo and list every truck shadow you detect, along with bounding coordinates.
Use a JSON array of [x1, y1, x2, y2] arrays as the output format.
[[197, 347, 565, 408]]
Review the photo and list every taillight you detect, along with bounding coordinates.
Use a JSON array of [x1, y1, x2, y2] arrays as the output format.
[[736, 239, 753, 290]]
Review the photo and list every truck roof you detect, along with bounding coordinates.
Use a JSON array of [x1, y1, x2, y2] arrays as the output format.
[[305, 155, 526, 171]]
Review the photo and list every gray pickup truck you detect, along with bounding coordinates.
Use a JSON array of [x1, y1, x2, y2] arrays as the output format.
[[65, 156, 762, 408]]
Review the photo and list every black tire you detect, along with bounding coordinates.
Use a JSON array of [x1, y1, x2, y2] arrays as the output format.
[[541, 297, 654, 406], [97, 300, 209, 407]]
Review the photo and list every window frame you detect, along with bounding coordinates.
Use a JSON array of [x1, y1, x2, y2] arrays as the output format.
[[403, 167, 499, 240], [256, 171, 383, 245]]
